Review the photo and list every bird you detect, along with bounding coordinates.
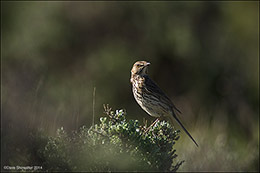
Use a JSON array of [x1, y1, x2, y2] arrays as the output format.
[[130, 60, 198, 147]]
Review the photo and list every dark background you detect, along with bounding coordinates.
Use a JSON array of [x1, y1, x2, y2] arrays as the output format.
[[2, 1, 259, 171]]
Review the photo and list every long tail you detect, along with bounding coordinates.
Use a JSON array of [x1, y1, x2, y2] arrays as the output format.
[[170, 112, 199, 147]]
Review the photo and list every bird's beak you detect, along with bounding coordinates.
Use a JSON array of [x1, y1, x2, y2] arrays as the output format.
[[145, 62, 151, 66]]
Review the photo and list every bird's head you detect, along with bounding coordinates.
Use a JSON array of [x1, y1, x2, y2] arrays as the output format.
[[131, 61, 151, 76]]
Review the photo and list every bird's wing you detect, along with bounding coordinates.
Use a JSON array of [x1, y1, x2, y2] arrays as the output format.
[[144, 76, 198, 147], [144, 75, 182, 114]]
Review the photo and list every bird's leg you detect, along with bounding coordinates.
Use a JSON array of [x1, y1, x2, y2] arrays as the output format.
[[144, 118, 160, 133], [150, 118, 160, 127]]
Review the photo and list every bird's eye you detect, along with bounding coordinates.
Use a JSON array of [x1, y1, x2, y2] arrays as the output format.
[[137, 64, 142, 67]]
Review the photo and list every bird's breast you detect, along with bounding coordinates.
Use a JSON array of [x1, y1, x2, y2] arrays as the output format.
[[131, 75, 172, 118]]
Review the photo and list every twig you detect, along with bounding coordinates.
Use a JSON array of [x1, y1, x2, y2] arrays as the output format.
[[92, 87, 96, 126]]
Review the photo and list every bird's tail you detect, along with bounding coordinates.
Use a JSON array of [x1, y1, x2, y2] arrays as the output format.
[[169, 112, 199, 147]]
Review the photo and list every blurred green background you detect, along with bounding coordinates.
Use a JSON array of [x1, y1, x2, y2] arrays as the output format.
[[2, 1, 259, 171]]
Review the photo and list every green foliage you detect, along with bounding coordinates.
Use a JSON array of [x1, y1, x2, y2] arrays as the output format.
[[38, 106, 183, 172]]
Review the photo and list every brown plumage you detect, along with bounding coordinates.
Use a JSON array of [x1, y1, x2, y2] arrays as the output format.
[[130, 60, 198, 147]]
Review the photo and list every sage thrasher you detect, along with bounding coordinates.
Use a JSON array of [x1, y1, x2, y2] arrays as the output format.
[[130, 60, 198, 147]]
